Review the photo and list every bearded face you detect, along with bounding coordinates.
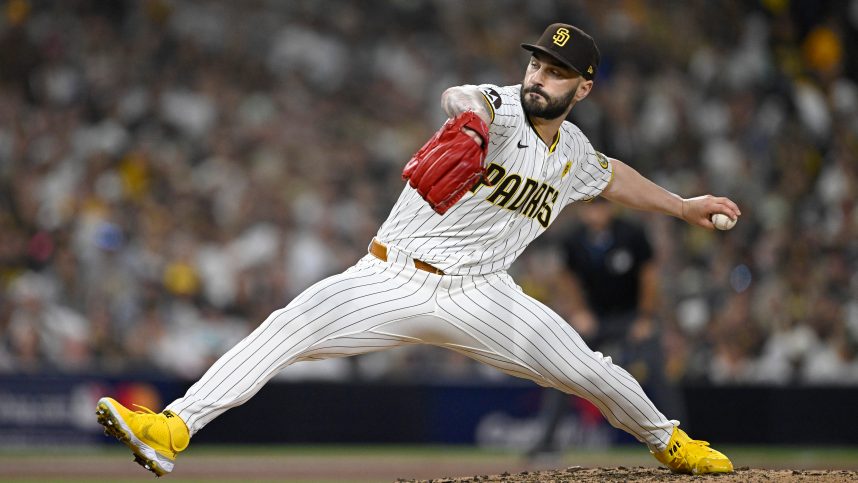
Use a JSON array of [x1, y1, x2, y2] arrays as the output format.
[[520, 82, 578, 120]]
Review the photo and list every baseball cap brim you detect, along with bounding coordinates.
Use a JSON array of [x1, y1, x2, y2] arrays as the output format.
[[521, 43, 584, 77]]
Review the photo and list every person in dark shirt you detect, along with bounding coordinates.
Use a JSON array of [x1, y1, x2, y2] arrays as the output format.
[[564, 196, 657, 351]]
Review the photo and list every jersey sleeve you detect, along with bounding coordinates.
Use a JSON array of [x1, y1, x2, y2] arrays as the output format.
[[565, 145, 614, 204], [475, 83, 521, 142]]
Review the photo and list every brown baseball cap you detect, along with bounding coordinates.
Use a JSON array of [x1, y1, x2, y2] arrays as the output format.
[[521, 23, 600, 80]]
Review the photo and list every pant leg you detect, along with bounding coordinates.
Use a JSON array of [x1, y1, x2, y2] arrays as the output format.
[[434, 272, 675, 450], [622, 325, 688, 425], [167, 254, 442, 435]]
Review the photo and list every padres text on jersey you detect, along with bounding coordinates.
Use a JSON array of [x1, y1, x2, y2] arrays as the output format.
[[377, 84, 613, 276]]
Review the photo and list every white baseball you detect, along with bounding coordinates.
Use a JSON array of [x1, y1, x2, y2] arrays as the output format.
[[711, 213, 737, 230]]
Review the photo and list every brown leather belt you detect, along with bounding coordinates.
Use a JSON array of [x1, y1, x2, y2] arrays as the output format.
[[369, 239, 445, 275]]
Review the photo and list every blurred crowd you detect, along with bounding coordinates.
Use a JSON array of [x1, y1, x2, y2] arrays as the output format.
[[0, 0, 856, 385]]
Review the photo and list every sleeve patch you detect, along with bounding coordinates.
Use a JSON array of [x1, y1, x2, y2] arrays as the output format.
[[595, 151, 609, 170], [480, 87, 503, 110]]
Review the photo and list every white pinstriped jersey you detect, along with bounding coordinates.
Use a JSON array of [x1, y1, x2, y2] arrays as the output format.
[[376, 83, 614, 276], [164, 87, 675, 455]]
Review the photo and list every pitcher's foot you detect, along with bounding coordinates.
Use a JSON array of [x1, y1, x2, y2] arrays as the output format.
[[96, 397, 189, 477], [652, 426, 733, 474]]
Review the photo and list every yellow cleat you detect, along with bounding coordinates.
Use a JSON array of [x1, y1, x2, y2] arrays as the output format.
[[95, 397, 190, 477], [652, 426, 734, 475]]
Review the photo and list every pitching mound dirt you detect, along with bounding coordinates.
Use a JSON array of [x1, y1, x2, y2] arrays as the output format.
[[398, 466, 858, 482]]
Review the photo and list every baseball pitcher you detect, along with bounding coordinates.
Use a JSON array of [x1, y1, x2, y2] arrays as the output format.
[[97, 23, 740, 477]]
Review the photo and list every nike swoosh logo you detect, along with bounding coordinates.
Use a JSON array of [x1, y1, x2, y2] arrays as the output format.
[[517, 141, 528, 148]]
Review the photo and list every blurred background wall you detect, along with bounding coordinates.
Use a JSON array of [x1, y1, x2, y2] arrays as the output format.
[[0, 0, 856, 446]]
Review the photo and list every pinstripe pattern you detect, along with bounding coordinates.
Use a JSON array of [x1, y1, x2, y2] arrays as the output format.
[[165, 82, 674, 451], [168, 253, 439, 431], [377, 84, 612, 276], [167, 252, 673, 448]]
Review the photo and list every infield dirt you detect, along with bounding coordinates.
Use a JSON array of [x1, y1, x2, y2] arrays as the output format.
[[401, 466, 858, 482]]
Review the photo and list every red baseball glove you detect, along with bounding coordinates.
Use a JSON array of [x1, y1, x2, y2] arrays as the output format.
[[402, 111, 490, 215]]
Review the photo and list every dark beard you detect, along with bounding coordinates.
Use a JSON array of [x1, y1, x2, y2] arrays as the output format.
[[520, 85, 576, 120]]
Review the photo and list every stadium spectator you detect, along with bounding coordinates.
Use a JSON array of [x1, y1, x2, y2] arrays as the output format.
[[0, 0, 855, 386]]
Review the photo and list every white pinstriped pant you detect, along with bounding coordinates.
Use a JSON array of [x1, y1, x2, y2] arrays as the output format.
[[167, 244, 675, 449]]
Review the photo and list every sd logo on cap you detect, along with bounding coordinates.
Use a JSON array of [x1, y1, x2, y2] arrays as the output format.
[[552, 27, 571, 47], [522, 23, 600, 80]]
